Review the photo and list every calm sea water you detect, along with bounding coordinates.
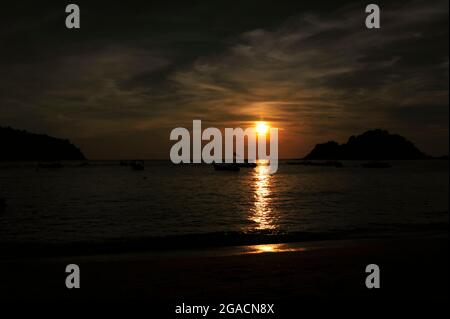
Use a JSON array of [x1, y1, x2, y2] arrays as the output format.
[[0, 160, 448, 244]]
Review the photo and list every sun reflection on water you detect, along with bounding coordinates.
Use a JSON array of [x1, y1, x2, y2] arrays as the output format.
[[245, 243, 306, 254], [246, 160, 278, 231]]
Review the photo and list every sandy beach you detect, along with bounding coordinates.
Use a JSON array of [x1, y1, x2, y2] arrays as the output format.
[[0, 236, 447, 301]]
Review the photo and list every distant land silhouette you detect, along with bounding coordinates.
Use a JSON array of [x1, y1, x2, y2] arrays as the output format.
[[0, 126, 85, 161], [304, 129, 428, 160]]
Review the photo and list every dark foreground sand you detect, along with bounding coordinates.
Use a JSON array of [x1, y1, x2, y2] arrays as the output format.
[[0, 237, 447, 301]]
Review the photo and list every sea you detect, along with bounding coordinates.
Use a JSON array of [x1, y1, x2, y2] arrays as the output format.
[[0, 160, 448, 251]]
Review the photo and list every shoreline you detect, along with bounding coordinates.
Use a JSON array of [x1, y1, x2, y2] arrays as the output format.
[[1, 224, 447, 260], [2, 233, 447, 262]]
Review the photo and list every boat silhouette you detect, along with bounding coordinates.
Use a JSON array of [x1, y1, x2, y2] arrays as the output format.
[[288, 160, 343, 168], [236, 161, 257, 168], [130, 161, 145, 171], [213, 163, 240, 172], [361, 161, 391, 168], [37, 162, 63, 169], [0, 198, 5, 214]]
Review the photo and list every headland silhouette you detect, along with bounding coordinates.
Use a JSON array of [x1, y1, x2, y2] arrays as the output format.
[[304, 129, 428, 160], [0, 126, 85, 161]]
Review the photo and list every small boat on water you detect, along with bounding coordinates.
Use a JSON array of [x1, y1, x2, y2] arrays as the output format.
[[288, 160, 344, 168], [213, 163, 240, 172], [37, 162, 63, 169], [236, 161, 257, 168], [130, 161, 145, 171], [213, 152, 257, 170], [361, 161, 391, 168], [0, 198, 5, 214]]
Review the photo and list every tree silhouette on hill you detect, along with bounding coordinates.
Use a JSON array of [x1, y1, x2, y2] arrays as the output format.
[[0, 126, 85, 161], [304, 129, 427, 160]]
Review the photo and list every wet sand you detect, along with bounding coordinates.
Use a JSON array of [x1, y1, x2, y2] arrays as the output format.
[[0, 237, 447, 300]]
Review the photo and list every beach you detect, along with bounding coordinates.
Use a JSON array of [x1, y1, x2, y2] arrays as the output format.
[[1, 236, 447, 301]]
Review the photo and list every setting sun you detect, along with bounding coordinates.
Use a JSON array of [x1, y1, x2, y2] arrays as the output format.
[[256, 122, 269, 135]]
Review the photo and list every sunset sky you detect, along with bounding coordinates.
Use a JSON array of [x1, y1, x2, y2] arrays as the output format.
[[0, 0, 448, 159]]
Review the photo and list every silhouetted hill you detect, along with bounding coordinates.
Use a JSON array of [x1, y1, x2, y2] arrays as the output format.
[[304, 129, 427, 160], [0, 127, 85, 161]]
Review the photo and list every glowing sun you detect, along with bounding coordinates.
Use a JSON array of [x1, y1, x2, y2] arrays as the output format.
[[255, 122, 269, 135]]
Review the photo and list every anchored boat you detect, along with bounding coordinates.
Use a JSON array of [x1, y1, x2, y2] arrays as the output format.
[[212, 163, 240, 172]]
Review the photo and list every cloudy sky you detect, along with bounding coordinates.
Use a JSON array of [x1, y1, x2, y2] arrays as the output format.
[[0, 0, 448, 159]]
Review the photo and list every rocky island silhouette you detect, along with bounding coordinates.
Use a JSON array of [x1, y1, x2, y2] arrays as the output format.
[[304, 129, 428, 160], [0, 126, 85, 161]]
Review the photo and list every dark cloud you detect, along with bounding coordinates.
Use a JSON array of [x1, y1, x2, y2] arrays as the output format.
[[0, 0, 448, 158]]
